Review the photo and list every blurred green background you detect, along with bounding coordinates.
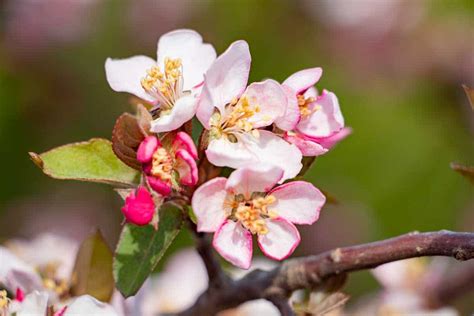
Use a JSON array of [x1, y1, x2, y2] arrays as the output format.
[[0, 0, 473, 308]]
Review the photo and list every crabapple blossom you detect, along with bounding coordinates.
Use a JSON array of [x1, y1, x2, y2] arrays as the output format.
[[276, 68, 349, 156], [105, 29, 216, 133], [192, 166, 326, 269], [121, 186, 156, 226], [196, 40, 303, 181], [136, 132, 198, 196]]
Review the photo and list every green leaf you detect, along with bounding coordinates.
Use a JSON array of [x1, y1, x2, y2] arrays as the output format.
[[71, 230, 114, 302], [113, 202, 184, 297], [29, 138, 140, 186]]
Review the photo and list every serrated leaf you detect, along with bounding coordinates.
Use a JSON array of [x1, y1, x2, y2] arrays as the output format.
[[113, 203, 183, 297], [30, 138, 140, 186], [462, 84, 474, 110], [112, 113, 145, 170], [451, 162, 474, 184], [71, 230, 114, 302]]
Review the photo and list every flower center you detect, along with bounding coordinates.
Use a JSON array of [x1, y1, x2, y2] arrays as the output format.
[[151, 147, 174, 182], [228, 194, 277, 235], [209, 97, 261, 141], [141, 57, 183, 110], [0, 290, 9, 309], [38, 262, 69, 297], [297, 94, 319, 118]]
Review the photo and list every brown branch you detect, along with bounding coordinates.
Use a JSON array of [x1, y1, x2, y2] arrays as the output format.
[[178, 230, 474, 316]]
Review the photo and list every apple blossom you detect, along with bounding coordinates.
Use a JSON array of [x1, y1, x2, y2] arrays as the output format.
[[196, 40, 303, 181], [276, 68, 349, 156], [136, 132, 198, 196], [121, 186, 156, 226], [105, 29, 216, 133], [192, 166, 326, 269]]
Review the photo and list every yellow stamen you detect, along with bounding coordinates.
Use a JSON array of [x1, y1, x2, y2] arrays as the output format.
[[151, 147, 173, 182], [140, 57, 182, 110], [297, 94, 317, 118], [0, 290, 9, 309], [233, 194, 277, 235]]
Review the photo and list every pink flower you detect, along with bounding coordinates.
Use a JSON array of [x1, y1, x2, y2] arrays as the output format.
[[105, 29, 216, 133], [276, 68, 349, 156], [192, 166, 326, 269], [137, 132, 198, 196], [122, 187, 156, 226], [196, 41, 302, 182]]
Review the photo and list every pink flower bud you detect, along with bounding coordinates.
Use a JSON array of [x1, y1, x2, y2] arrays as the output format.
[[15, 288, 24, 302], [121, 187, 155, 226]]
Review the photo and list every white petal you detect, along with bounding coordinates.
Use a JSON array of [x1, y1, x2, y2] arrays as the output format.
[[274, 85, 301, 131], [16, 291, 49, 316], [157, 29, 216, 91], [213, 220, 253, 269], [105, 56, 156, 102], [64, 295, 118, 315], [197, 40, 251, 128], [244, 80, 287, 128], [268, 181, 325, 224], [192, 177, 229, 232], [258, 218, 300, 261], [150, 95, 197, 133], [206, 131, 302, 183], [0, 246, 43, 292], [225, 166, 283, 198], [283, 67, 322, 94], [296, 90, 344, 138]]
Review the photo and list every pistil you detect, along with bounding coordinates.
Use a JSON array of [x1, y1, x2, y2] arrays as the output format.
[[231, 194, 277, 235]]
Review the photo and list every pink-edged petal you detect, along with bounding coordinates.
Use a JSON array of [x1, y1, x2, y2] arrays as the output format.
[[284, 133, 328, 157], [282, 67, 323, 94], [274, 85, 301, 131], [175, 149, 198, 186], [213, 220, 253, 269], [192, 177, 229, 232], [268, 181, 325, 225], [207, 131, 302, 182], [137, 136, 160, 163], [244, 79, 287, 128], [150, 95, 197, 133], [197, 40, 251, 128], [147, 176, 172, 196], [297, 90, 344, 138], [304, 87, 318, 98], [173, 132, 198, 159], [157, 29, 216, 91], [315, 127, 352, 150], [258, 218, 300, 261], [63, 295, 118, 315], [105, 56, 156, 102], [225, 166, 283, 198]]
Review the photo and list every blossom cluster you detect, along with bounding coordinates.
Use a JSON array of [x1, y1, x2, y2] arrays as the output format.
[[105, 29, 348, 269]]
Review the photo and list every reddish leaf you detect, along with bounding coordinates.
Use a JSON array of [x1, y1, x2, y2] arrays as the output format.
[[462, 84, 474, 110], [451, 162, 474, 184], [112, 113, 145, 170]]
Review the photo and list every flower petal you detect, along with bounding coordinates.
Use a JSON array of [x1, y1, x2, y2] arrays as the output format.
[[213, 220, 253, 269], [157, 29, 216, 91], [137, 136, 160, 164], [274, 85, 301, 131], [175, 149, 198, 186], [283, 67, 323, 94], [314, 127, 352, 150], [0, 247, 43, 293], [268, 181, 325, 225], [173, 132, 198, 159], [105, 55, 156, 102], [244, 79, 287, 128], [296, 90, 344, 138], [258, 218, 300, 261], [197, 40, 251, 128], [150, 95, 197, 133], [192, 177, 229, 232], [64, 295, 118, 315], [284, 133, 328, 157], [147, 176, 172, 196], [206, 131, 302, 182], [16, 291, 49, 315], [225, 166, 283, 198]]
